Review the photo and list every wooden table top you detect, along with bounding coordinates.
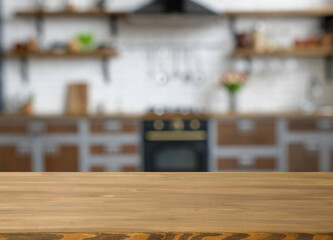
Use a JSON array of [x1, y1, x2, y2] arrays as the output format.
[[0, 173, 333, 237]]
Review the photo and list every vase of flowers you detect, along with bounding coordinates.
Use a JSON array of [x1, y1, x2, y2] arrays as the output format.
[[218, 73, 247, 112]]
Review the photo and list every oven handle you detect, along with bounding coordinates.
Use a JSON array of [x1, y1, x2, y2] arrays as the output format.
[[145, 131, 207, 141]]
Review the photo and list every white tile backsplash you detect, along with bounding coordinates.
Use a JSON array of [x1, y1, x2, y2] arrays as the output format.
[[2, 0, 333, 114]]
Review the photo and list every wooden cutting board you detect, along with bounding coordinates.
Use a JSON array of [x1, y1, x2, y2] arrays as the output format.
[[65, 83, 88, 116]]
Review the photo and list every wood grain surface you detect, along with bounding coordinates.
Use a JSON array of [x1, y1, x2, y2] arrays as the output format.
[[0, 233, 332, 240], [0, 173, 332, 233]]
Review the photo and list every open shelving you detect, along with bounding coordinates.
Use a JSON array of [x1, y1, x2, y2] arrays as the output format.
[[16, 10, 128, 18], [233, 47, 333, 58], [4, 49, 118, 59], [3, 9, 128, 83], [225, 8, 333, 80], [224, 8, 333, 17]]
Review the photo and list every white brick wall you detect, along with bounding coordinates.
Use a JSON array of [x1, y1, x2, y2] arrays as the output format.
[[2, 0, 333, 114]]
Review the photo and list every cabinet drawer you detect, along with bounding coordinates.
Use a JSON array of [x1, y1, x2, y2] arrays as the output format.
[[90, 144, 138, 156], [0, 122, 27, 134], [90, 165, 139, 172], [218, 157, 276, 171], [45, 122, 78, 134], [289, 119, 333, 132], [0, 146, 32, 172], [90, 120, 138, 134], [45, 145, 79, 172], [121, 165, 139, 172], [91, 166, 107, 172], [288, 144, 319, 172], [218, 120, 276, 146]]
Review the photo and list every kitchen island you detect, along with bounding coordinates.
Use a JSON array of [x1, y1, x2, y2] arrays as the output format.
[[0, 173, 332, 239]]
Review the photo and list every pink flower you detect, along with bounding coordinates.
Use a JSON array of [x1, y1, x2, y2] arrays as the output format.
[[218, 72, 248, 86]]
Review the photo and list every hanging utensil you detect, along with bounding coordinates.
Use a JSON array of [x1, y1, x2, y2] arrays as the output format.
[[183, 48, 192, 83], [192, 51, 205, 85], [146, 48, 156, 81], [155, 47, 169, 86], [172, 50, 182, 80]]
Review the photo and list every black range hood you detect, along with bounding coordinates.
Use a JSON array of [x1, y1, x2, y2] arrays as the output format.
[[134, 0, 216, 14]]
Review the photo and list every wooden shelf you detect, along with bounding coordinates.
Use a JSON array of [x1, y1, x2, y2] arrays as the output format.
[[16, 10, 128, 18], [4, 50, 118, 59], [225, 8, 333, 17], [233, 47, 333, 58]]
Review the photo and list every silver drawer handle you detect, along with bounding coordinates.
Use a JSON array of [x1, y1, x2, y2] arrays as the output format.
[[45, 145, 58, 155], [28, 122, 45, 133], [104, 121, 121, 131], [17, 144, 32, 155], [304, 143, 319, 152], [237, 158, 255, 167], [237, 120, 255, 133], [316, 119, 332, 130], [105, 145, 121, 153]]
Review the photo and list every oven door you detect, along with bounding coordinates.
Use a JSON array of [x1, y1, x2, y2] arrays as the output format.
[[144, 141, 208, 172]]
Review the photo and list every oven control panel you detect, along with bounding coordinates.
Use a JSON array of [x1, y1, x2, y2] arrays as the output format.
[[144, 119, 208, 132]]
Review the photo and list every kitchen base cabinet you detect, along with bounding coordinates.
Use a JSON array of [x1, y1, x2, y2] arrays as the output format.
[[288, 144, 319, 172], [121, 165, 139, 172], [289, 119, 333, 132], [218, 157, 276, 171], [90, 166, 106, 172], [90, 144, 138, 156], [218, 120, 276, 146], [45, 145, 79, 172], [0, 146, 31, 172], [0, 123, 27, 134], [90, 120, 138, 134]]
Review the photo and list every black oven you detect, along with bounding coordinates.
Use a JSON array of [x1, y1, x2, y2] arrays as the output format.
[[143, 118, 209, 172]]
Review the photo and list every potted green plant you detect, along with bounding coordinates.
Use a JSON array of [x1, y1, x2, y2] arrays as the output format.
[[77, 33, 95, 52], [218, 72, 248, 112]]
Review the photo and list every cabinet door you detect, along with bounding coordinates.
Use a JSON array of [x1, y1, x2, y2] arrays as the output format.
[[0, 122, 27, 134], [90, 120, 138, 134], [90, 144, 138, 156], [289, 119, 333, 132], [218, 119, 276, 146], [44, 121, 78, 134], [44, 145, 79, 172], [288, 144, 319, 172], [218, 157, 276, 171], [0, 146, 31, 172]]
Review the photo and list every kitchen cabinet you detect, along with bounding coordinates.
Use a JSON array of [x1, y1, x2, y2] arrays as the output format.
[[0, 146, 32, 172], [218, 119, 276, 146], [90, 166, 106, 172], [90, 144, 138, 156], [0, 122, 27, 134], [288, 144, 320, 172], [44, 121, 78, 134], [289, 119, 333, 132], [90, 120, 138, 134], [0, 121, 32, 172], [40, 121, 80, 172], [88, 119, 140, 172], [121, 166, 139, 172], [218, 157, 276, 171], [44, 145, 79, 172], [89, 165, 138, 172]]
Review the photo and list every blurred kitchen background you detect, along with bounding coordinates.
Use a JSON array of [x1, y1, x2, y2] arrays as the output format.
[[1, 0, 333, 172]]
